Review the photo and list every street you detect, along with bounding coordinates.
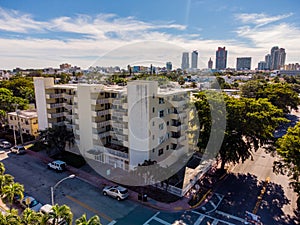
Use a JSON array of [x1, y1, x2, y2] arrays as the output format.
[[1, 144, 299, 225]]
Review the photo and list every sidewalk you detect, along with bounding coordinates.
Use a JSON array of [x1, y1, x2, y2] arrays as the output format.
[[26, 150, 193, 212]]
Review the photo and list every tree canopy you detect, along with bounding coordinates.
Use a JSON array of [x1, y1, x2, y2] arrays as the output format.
[[194, 91, 286, 170], [241, 81, 299, 113], [274, 122, 300, 209]]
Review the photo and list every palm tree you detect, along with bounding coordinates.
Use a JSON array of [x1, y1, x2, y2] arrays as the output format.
[[0, 162, 5, 175], [1, 208, 21, 225], [1, 182, 24, 211], [0, 174, 14, 191], [47, 204, 73, 225], [76, 214, 101, 225], [21, 208, 43, 225]]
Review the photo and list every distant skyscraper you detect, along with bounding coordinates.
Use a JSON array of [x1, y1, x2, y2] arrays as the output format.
[[270, 46, 286, 70], [258, 61, 267, 70], [265, 54, 271, 70], [181, 52, 189, 70], [236, 57, 251, 70], [208, 58, 213, 69], [166, 62, 172, 71], [215, 47, 227, 70], [270, 46, 279, 70], [278, 48, 286, 69], [191, 50, 198, 69]]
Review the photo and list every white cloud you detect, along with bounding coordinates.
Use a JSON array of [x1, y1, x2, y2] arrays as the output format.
[[0, 8, 299, 70], [0, 8, 47, 33], [235, 13, 293, 27]]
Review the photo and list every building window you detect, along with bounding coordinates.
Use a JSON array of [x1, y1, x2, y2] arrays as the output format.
[[10, 116, 13, 120], [153, 107, 155, 113], [152, 148, 155, 153], [159, 98, 165, 104], [167, 121, 169, 126], [159, 123, 164, 130], [159, 110, 164, 118], [158, 149, 163, 156], [152, 135, 155, 140], [166, 145, 169, 150], [152, 121, 155, 126], [159, 136, 164, 144]]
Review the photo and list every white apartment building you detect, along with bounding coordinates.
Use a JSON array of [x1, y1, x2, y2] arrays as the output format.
[[34, 78, 193, 173]]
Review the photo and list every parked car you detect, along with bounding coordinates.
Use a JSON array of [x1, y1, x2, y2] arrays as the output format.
[[0, 141, 12, 149], [47, 160, 67, 171], [21, 196, 43, 212], [102, 185, 129, 200], [10, 145, 26, 154], [40, 204, 67, 225]]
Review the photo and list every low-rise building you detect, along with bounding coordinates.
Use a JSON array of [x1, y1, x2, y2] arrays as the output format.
[[7, 110, 39, 137]]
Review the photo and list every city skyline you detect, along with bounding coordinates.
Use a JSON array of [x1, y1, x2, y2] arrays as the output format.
[[0, 1, 300, 69]]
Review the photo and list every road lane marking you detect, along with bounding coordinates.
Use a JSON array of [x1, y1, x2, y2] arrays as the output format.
[[194, 214, 205, 225], [215, 210, 245, 223], [143, 212, 160, 225], [107, 221, 117, 225], [252, 176, 270, 214], [66, 195, 113, 222]]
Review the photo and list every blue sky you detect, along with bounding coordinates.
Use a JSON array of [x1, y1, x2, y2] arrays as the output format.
[[0, 0, 299, 69]]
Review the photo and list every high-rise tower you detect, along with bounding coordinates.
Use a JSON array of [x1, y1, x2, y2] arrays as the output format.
[[181, 52, 189, 70], [191, 50, 198, 69], [208, 58, 213, 69], [215, 47, 227, 70]]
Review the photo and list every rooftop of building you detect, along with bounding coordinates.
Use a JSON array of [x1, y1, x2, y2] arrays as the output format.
[[8, 109, 37, 119]]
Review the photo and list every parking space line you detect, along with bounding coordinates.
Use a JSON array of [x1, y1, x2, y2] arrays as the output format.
[[66, 195, 113, 222], [153, 217, 172, 225], [215, 210, 245, 223], [194, 214, 205, 225], [143, 212, 160, 225]]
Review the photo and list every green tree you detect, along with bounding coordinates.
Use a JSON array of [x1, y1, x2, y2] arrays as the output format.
[[274, 122, 300, 209], [240, 80, 266, 98], [1, 182, 24, 211], [178, 76, 185, 85], [39, 125, 75, 157], [21, 208, 43, 225], [0, 162, 5, 175], [258, 83, 300, 113], [0, 174, 14, 191], [76, 214, 101, 225], [194, 92, 286, 170], [0, 208, 21, 225], [46, 204, 73, 225], [0, 77, 34, 100]]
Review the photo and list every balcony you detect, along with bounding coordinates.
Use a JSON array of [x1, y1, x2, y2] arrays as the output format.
[[170, 97, 187, 108], [91, 98, 110, 105], [47, 103, 65, 109], [92, 109, 111, 117], [92, 120, 111, 128], [47, 112, 65, 119], [46, 93, 64, 99], [104, 143, 129, 159], [64, 104, 73, 111]]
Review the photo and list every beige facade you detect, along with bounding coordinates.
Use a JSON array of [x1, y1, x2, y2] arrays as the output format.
[[34, 77, 192, 171], [7, 110, 39, 137]]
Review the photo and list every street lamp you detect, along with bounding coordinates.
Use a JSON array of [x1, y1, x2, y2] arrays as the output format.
[[51, 174, 75, 205]]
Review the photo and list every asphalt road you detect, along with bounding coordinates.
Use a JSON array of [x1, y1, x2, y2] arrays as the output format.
[[0, 151, 147, 225], [213, 147, 299, 225]]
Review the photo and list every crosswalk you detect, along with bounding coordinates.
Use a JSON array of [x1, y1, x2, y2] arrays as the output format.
[[142, 210, 243, 225]]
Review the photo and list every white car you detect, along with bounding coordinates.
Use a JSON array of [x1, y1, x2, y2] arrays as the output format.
[[102, 185, 129, 200], [47, 160, 67, 171], [21, 196, 43, 212], [0, 141, 12, 149], [10, 145, 26, 154]]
